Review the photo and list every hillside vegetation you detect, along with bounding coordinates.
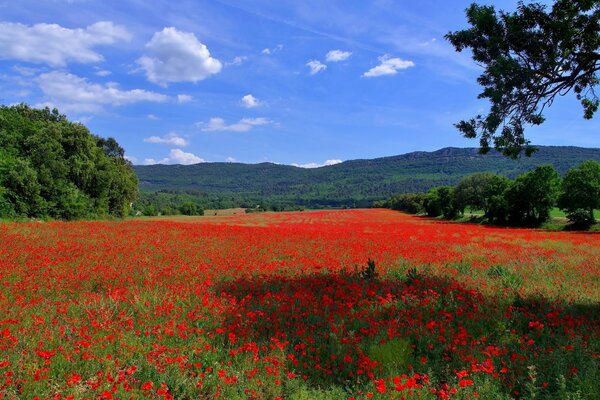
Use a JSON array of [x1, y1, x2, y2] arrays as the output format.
[[135, 146, 600, 209]]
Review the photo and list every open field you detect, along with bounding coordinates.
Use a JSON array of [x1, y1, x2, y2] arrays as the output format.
[[0, 209, 599, 399]]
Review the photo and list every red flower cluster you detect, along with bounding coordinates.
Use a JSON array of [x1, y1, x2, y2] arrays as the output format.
[[0, 209, 597, 398]]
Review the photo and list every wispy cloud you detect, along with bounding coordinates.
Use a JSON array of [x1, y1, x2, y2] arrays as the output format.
[[143, 132, 189, 147], [306, 60, 326, 75], [199, 117, 272, 132], [261, 44, 283, 55]]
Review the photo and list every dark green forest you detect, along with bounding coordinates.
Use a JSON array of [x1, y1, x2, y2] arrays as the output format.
[[135, 146, 600, 211], [0, 105, 138, 220]]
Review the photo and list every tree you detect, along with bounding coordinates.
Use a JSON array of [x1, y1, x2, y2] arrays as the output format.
[[505, 165, 560, 225], [558, 160, 600, 226], [0, 104, 138, 220], [424, 186, 459, 219], [454, 172, 510, 220], [446, 1, 600, 158]]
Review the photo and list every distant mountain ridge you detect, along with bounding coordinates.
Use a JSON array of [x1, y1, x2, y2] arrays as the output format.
[[134, 146, 600, 208]]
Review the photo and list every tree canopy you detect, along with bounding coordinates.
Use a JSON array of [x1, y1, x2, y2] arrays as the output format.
[[0, 104, 138, 219], [446, 0, 600, 158]]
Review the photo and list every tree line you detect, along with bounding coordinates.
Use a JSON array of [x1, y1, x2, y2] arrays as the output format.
[[376, 161, 600, 229], [0, 105, 138, 220]]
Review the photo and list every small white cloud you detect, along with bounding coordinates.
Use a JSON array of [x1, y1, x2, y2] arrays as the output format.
[[143, 148, 205, 165], [36, 71, 168, 113], [177, 94, 192, 103], [306, 60, 326, 75], [292, 159, 343, 168], [421, 38, 437, 46], [144, 132, 189, 147], [137, 27, 222, 85], [168, 148, 204, 164], [147, 113, 159, 120], [95, 69, 111, 77], [363, 55, 415, 77], [199, 117, 272, 132], [326, 50, 352, 62], [225, 156, 237, 162], [241, 94, 261, 108], [226, 56, 247, 66], [124, 155, 138, 164], [261, 44, 283, 55], [0, 21, 131, 66]]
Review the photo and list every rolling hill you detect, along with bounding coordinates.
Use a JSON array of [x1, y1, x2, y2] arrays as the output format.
[[134, 146, 600, 208]]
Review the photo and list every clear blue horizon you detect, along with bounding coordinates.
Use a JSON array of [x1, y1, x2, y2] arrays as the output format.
[[1, 0, 597, 167]]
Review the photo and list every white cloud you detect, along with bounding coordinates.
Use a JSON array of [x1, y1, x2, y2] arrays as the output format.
[[177, 94, 192, 103], [261, 44, 283, 55], [292, 159, 343, 168], [95, 70, 111, 77], [241, 94, 261, 108], [226, 56, 247, 66], [137, 27, 222, 85], [0, 21, 130, 66], [147, 113, 159, 120], [36, 71, 168, 113], [199, 117, 272, 132], [124, 155, 138, 164], [143, 149, 205, 165], [144, 132, 189, 147], [225, 156, 237, 162], [306, 60, 326, 75], [326, 50, 352, 62], [363, 55, 415, 77]]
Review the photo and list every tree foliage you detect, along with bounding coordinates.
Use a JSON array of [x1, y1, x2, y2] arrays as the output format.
[[505, 165, 561, 224], [446, 0, 600, 158], [558, 160, 600, 226], [0, 104, 138, 219]]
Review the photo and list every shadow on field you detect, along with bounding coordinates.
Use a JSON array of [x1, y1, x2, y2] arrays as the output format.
[[212, 270, 600, 392]]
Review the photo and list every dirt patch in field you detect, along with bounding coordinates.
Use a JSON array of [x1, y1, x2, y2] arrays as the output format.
[[204, 208, 247, 216]]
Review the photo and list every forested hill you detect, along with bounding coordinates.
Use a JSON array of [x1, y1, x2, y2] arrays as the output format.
[[135, 146, 600, 208]]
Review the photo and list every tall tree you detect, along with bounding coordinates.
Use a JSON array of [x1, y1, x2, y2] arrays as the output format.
[[505, 165, 560, 225], [558, 160, 600, 226], [446, 1, 600, 158]]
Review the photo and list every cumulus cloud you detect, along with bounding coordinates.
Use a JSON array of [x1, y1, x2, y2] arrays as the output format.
[[199, 117, 272, 132], [95, 69, 111, 77], [177, 94, 192, 103], [143, 132, 189, 147], [137, 27, 222, 85], [36, 71, 168, 113], [326, 50, 352, 62], [306, 60, 326, 75], [225, 156, 237, 162], [241, 94, 261, 108], [363, 55, 415, 77], [0, 21, 130, 66], [143, 148, 205, 165], [292, 159, 343, 168]]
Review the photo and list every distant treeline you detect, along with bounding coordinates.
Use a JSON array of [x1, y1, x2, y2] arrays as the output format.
[[376, 161, 600, 228], [0, 105, 138, 220]]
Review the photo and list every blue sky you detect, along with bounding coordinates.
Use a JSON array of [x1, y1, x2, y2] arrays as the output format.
[[0, 0, 597, 166]]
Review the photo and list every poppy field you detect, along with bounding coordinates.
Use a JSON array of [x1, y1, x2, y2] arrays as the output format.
[[0, 209, 599, 399]]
